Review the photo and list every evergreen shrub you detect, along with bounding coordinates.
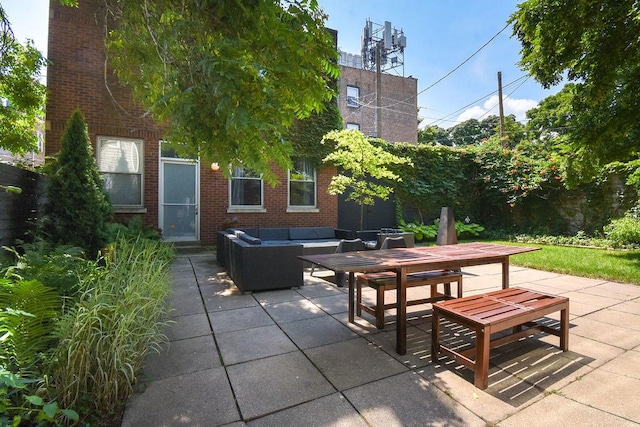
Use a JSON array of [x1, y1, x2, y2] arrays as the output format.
[[41, 110, 112, 258]]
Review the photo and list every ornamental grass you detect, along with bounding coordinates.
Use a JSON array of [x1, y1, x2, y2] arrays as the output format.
[[49, 235, 174, 418]]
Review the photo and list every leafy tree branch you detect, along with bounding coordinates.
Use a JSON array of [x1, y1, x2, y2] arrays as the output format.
[[322, 129, 412, 230], [102, 0, 339, 185], [510, 0, 640, 188]]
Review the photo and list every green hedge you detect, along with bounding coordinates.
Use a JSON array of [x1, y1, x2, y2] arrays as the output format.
[[373, 138, 636, 234]]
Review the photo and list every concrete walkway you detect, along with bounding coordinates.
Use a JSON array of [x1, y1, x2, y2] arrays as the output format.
[[121, 250, 640, 426]]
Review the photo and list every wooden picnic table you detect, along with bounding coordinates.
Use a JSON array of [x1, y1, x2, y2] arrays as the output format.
[[300, 242, 539, 355]]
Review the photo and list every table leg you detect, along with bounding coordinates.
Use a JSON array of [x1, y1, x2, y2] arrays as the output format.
[[560, 301, 569, 351], [475, 326, 491, 390], [348, 271, 355, 323], [396, 268, 407, 355], [431, 308, 440, 362], [502, 257, 510, 289]]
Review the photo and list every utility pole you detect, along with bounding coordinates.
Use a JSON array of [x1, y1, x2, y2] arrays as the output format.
[[497, 71, 505, 141], [376, 41, 382, 138], [361, 19, 406, 139]]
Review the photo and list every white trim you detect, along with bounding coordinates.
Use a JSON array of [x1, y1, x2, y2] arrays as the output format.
[[158, 145, 200, 242], [288, 159, 317, 209], [227, 207, 267, 214], [286, 207, 319, 213], [346, 85, 360, 108], [96, 135, 144, 209], [228, 165, 264, 209]]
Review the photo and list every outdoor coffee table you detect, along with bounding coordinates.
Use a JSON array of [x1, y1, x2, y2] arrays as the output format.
[[431, 287, 569, 389]]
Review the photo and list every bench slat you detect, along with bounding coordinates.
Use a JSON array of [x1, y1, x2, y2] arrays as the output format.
[[431, 287, 569, 389]]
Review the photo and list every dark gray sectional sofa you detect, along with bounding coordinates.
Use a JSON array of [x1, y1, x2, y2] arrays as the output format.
[[216, 227, 354, 293]]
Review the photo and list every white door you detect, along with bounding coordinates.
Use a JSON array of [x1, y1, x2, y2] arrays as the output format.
[[159, 159, 199, 241]]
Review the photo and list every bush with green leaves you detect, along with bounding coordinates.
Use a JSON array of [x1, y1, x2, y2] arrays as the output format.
[[399, 219, 484, 242], [41, 109, 112, 259], [0, 278, 61, 376], [398, 220, 439, 242], [0, 368, 78, 427], [2, 241, 93, 297], [0, 277, 78, 426], [106, 215, 162, 242], [604, 214, 640, 248], [510, 231, 612, 248], [49, 235, 174, 420]]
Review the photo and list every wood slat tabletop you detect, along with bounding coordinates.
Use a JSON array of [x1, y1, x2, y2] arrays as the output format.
[[300, 242, 538, 273]]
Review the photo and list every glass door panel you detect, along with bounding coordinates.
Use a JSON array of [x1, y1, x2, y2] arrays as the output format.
[[160, 161, 198, 241]]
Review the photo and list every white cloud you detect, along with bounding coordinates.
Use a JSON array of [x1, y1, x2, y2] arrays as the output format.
[[455, 95, 538, 124], [456, 105, 488, 123]]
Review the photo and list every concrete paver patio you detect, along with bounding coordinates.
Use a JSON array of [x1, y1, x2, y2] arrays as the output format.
[[121, 250, 640, 426]]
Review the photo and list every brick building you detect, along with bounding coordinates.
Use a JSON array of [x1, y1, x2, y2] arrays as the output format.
[[45, 2, 418, 242], [336, 52, 418, 230], [45, 0, 338, 245], [338, 52, 418, 144]]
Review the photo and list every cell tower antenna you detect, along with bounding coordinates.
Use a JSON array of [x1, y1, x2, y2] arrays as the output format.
[[360, 18, 406, 75]]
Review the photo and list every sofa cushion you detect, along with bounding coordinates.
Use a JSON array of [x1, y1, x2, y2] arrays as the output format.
[[241, 228, 260, 238], [289, 227, 335, 240], [239, 232, 262, 245], [258, 228, 290, 241], [260, 240, 298, 246]]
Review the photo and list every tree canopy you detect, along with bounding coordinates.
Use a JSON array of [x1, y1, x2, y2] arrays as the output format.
[[510, 0, 640, 187], [103, 0, 339, 184], [0, 5, 47, 155], [1, 1, 78, 156], [418, 115, 524, 147]]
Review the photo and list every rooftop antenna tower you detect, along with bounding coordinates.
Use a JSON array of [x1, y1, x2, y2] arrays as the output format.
[[361, 19, 407, 137], [361, 19, 406, 75]]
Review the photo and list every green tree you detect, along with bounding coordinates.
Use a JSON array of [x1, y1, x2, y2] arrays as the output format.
[[389, 142, 467, 222], [0, 6, 46, 154], [418, 124, 450, 145], [103, 0, 339, 184], [510, 0, 640, 187], [448, 118, 485, 146], [500, 114, 527, 147], [0, 1, 77, 155], [525, 84, 575, 137], [442, 115, 518, 146], [322, 130, 412, 230], [41, 110, 112, 258]]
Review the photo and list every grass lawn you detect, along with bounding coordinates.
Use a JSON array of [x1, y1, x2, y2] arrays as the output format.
[[493, 241, 640, 286]]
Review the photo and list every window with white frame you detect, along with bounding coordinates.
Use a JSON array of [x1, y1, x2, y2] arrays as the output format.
[[97, 136, 143, 207], [230, 166, 263, 207], [289, 158, 316, 207], [346, 85, 360, 108], [346, 122, 360, 130]]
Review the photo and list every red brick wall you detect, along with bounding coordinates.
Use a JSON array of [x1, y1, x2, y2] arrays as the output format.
[[339, 66, 418, 144], [46, 0, 339, 244], [198, 163, 339, 243]]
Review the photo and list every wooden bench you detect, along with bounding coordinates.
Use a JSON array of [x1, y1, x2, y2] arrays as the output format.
[[356, 270, 463, 329], [431, 287, 569, 389]]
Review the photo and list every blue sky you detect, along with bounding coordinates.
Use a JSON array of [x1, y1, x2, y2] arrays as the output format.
[[4, 0, 563, 129]]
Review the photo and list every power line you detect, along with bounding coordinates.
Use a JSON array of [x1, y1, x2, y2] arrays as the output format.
[[343, 74, 530, 124], [476, 75, 530, 121], [419, 124, 575, 146], [426, 75, 529, 126], [384, 21, 511, 110]]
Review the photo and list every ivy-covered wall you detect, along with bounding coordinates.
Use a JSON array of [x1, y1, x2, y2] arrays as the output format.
[[378, 139, 636, 234]]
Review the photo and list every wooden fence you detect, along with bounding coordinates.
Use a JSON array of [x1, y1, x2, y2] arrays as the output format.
[[0, 163, 47, 248]]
